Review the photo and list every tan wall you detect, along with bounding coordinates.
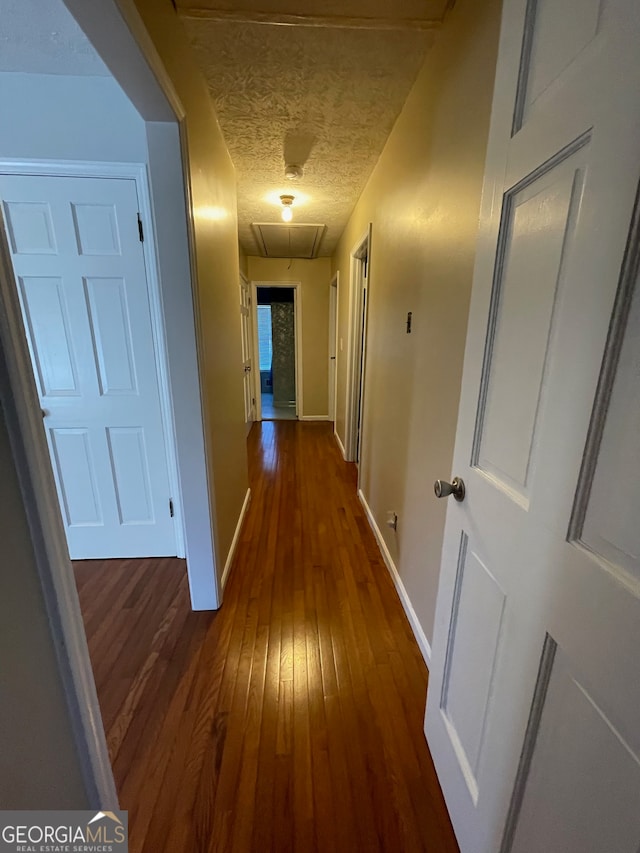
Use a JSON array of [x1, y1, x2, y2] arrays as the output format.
[[133, 0, 248, 581], [247, 257, 331, 418], [0, 403, 89, 808], [332, 0, 501, 646]]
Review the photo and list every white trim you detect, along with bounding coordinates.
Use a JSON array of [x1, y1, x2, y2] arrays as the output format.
[[300, 414, 330, 421], [221, 488, 252, 591], [173, 118, 221, 607], [250, 281, 262, 421], [0, 158, 186, 559], [329, 272, 339, 423], [345, 226, 372, 463], [0, 205, 117, 807], [334, 428, 347, 460], [358, 488, 432, 668], [135, 166, 185, 558], [251, 280, 303, 419], [239, 270, 257, 431]]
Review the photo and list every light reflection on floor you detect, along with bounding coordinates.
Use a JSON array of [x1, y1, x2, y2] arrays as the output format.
[[257, 419, 277, 472]]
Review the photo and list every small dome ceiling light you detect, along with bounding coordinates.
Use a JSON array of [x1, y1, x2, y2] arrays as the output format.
[[280, 194, 295, 222], [284, 163, 303, 180]]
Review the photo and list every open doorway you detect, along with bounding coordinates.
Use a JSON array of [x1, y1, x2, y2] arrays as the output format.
[[253, 283, 300, 420]]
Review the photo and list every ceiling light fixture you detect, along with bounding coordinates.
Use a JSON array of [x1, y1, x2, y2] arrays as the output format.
[[280, 194, 294, 222]]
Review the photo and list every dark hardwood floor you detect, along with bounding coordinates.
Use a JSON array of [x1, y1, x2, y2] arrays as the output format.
[[74, 421, 458, 853]]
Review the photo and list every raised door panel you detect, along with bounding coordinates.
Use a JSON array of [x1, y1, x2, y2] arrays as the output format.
[[505, 642, 640, 853], [71, 202, 122, 256], [440, 535, 506, 802], [578, 274, 640, 583], [514, 0, 604, 131], [474, 145, 586, 505], [3, 200, 58, 255], [18, 276, 80, 398], [50, 428, 103, 527], [84, 276, 138, 396], [107, 427, 154, 525]]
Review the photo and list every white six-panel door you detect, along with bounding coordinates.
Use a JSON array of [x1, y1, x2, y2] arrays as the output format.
[[0, 174, 176, 560], [425, 1, 640, 851]]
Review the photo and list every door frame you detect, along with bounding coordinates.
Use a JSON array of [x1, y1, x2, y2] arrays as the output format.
[[345, 226, 372, 464], [0, 158, 186, 558], [329, 272, 339, 423], [251, 280, 303, 420], [239, 270, 256, 433]]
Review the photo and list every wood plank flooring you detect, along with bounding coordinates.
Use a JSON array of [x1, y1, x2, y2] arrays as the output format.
[[74, 421, 458, 853]]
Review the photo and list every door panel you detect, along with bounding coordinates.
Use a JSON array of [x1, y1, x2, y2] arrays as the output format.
[[1, 174, 176, 559], [440, 537, 506, 802], [71, 203, 121, 255], [475, 148, 585, 501], [18, 275, 79, 396], [85, 276, 138, 395], [4, 201, 57, 254], [51, 427, 103, 527], [515, 0, 604, 130], [107, 427, 155, 525], [506, 641, 640, 853], [425, 0, 640, 850], [579, 279, 640, 579]]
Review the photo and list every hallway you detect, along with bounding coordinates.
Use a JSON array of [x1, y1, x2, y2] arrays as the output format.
[[75, 421, 457, 852]]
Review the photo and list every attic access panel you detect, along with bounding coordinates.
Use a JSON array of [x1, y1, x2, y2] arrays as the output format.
[[252, 223, 326, 259]]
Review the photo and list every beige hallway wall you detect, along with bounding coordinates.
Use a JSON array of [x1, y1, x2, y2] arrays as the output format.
[[248, 257, 331, 418], [332, 0, 502, 648], [132, 0, 249, 584]]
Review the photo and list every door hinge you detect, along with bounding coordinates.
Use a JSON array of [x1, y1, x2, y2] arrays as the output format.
[[169, 499, 174, 518], [137, 213, 144, 242]]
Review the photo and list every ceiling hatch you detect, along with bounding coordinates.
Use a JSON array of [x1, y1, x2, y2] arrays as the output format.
[[252, 223, 326, 259]]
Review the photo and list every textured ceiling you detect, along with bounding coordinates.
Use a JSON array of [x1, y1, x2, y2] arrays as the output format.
[[0, 0, 109, 76], [181, 5, 444, 256]]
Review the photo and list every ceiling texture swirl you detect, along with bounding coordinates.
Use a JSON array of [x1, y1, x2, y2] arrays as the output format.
[[178, 0, 451, 255]]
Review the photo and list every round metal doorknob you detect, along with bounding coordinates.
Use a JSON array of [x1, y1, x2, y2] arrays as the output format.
[[244, 365, 252, 372], [434, 477, 466, 502]]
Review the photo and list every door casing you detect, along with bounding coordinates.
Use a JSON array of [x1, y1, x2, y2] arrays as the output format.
[[345, 226, 372, 467], [251, 280, 303, 421], [329, 272, 339, 423]]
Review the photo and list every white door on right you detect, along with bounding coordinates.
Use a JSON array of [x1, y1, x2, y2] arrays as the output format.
[[425, 1, 640, 852]]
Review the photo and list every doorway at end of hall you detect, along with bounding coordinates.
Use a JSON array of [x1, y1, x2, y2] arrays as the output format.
[[256, 285, 297, 420]]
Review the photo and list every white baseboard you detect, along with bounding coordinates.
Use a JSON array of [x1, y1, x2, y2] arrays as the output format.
[[299, 414, 330, 421], [358, 489, 432, 668], [221, 487, 251, 592], [334, 429, 347, 460]]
